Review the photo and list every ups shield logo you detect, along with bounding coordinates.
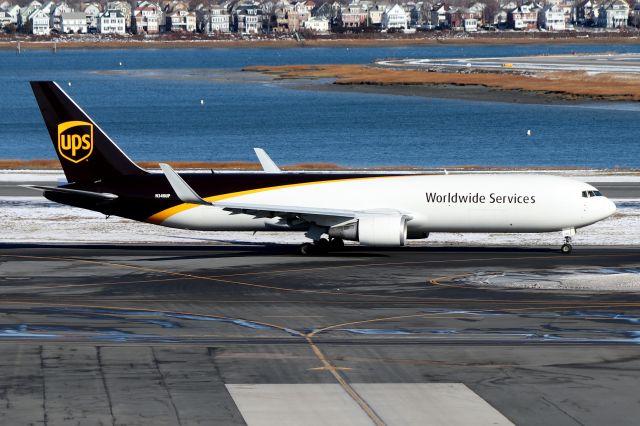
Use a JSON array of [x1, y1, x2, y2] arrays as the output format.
[[57, 121, 93, 163]]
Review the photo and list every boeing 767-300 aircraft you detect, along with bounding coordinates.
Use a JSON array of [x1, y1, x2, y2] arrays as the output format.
[[27, 81, 616, 254]]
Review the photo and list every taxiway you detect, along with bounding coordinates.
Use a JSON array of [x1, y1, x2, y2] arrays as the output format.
[[0, 244, 639, 425]]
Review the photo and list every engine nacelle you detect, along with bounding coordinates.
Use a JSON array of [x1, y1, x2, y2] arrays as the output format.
[[329, 215, 409, 246]]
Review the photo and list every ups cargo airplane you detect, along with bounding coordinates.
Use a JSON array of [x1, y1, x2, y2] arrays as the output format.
[[28, 81, 616, 254]]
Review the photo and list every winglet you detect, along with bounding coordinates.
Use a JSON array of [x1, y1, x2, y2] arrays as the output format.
[[159, 163, 211, 205], [253, 148, 281, 173]]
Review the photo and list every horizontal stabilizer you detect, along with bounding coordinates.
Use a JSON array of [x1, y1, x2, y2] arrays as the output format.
[[23, 185, 118, 200]]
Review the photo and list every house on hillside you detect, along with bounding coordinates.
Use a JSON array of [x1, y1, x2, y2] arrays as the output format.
[[50, 2, 73, 32], [540, 4, 565, 29], [337, 3, 367, 29], [382, 3, 407, 29], [508, 3, 539, 29], [98, 9, 125, 33], [165, 9, 196, 31], [106, 1, 131, 29], [82, 3, 101, 29], [27, 8, 49, 34], [303, 15, 329, 31], [60, 11, 86, 33], [132, 1, 162, 33], [234, 4, 262, 33], [597, 0, 629, 27]]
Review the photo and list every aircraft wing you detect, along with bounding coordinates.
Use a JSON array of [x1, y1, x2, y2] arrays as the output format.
[[159, 163, 406, 221]]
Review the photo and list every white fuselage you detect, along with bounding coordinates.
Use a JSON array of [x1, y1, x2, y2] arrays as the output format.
[[156, 174, 616, 236]]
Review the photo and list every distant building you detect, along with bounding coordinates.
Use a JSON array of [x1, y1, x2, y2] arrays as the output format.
[[540, 4, 565, 30], [50, 2, 73, 32], [205, 6, 230, 33], [303, 15, 329, 31], [106, 1, 132, 29], [464, 16, 478, 31], [597, 0, 629, 27], [133, 1, 162, 34], [631, 2, 640, 26], [234, 4, 262, 34], [5, 4, 20, 23], [166, 9, 196, 31], [60, 11, 87, 33], [508, 3, 539, 29], [382, 4, 408, 29], [82, 3, 102, 29], [338, 3, 367, 28], [576, 0, 600, 25], [430, 3, 452, 28], [0, 11, 11, 28], [28, 8, 49, 34], [98, 9, 125, 34]]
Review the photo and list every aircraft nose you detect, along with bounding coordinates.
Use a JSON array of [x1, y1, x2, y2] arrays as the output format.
[[603, 198, 616, 218]]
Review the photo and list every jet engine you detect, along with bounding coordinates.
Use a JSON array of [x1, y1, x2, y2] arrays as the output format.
[[328, 215, 409, 246]]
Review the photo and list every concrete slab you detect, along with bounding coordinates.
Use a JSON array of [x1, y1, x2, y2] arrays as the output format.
[[353, 383, 514, 426], [227, 383, 513, 426], [226, 383, 373, 426]]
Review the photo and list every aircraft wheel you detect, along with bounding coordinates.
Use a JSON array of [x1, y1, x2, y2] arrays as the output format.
[[300, 243, 315, 256], [560, 243, 572, 254], [314, 238, 330, 254], [329, 238, 344, 251]]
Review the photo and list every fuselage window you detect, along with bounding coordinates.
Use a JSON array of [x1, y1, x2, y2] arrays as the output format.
[[593, 191, 603, 197], [582, 191, 589, 198]]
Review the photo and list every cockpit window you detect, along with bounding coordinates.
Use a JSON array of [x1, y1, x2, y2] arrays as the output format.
[[582, 190, 603, 198]]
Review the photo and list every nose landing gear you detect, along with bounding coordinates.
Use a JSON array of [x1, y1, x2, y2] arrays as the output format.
[[561, 236, 572, 254]]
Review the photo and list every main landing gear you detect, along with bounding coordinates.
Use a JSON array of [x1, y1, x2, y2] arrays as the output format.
[[560, 236, 572, 254], [299, 238, 344, 255]]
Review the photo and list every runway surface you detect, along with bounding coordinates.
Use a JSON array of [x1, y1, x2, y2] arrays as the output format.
[[1, 244, 639, 425], [379, 53, 640, 73]]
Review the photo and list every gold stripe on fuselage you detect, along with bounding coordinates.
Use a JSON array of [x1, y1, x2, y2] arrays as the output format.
[[146, 175, 410, 224]]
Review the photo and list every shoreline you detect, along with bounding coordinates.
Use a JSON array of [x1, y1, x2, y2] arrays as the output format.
[[2, 35, 640, 50], [1, 160, 638, 174]]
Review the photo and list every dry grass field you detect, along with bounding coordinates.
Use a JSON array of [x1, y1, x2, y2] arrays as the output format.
[[245, 63, 640, 101]]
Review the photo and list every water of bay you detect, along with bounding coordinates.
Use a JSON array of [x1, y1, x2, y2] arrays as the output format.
[[2, 43, 640, 168]]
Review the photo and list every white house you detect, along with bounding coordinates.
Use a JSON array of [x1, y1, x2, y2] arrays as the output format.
[[166, 9, 196, 31], [28, 8, 49, 34], [303, 15, 329, 31], [0, 11, 12, 28], [98, 9, 125, 34], [464, 17, 478, 31], [50, 2, 73, 32], [206, 6, 230, 32], [382, 3, 408, 29], [60, 11, 87, 33], [82, 3, 101, 28], [5, 4, 20, 23], [597, 0, 629, 28], [234, 5, 261, 34], [540, 4, 565, 30], [106, 1, 131, 29]]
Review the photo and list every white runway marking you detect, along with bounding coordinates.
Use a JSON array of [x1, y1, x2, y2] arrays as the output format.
[[226, 383, 514, 426]]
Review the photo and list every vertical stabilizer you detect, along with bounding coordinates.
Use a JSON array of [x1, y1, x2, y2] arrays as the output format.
[[30, 81, 147, 183]]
